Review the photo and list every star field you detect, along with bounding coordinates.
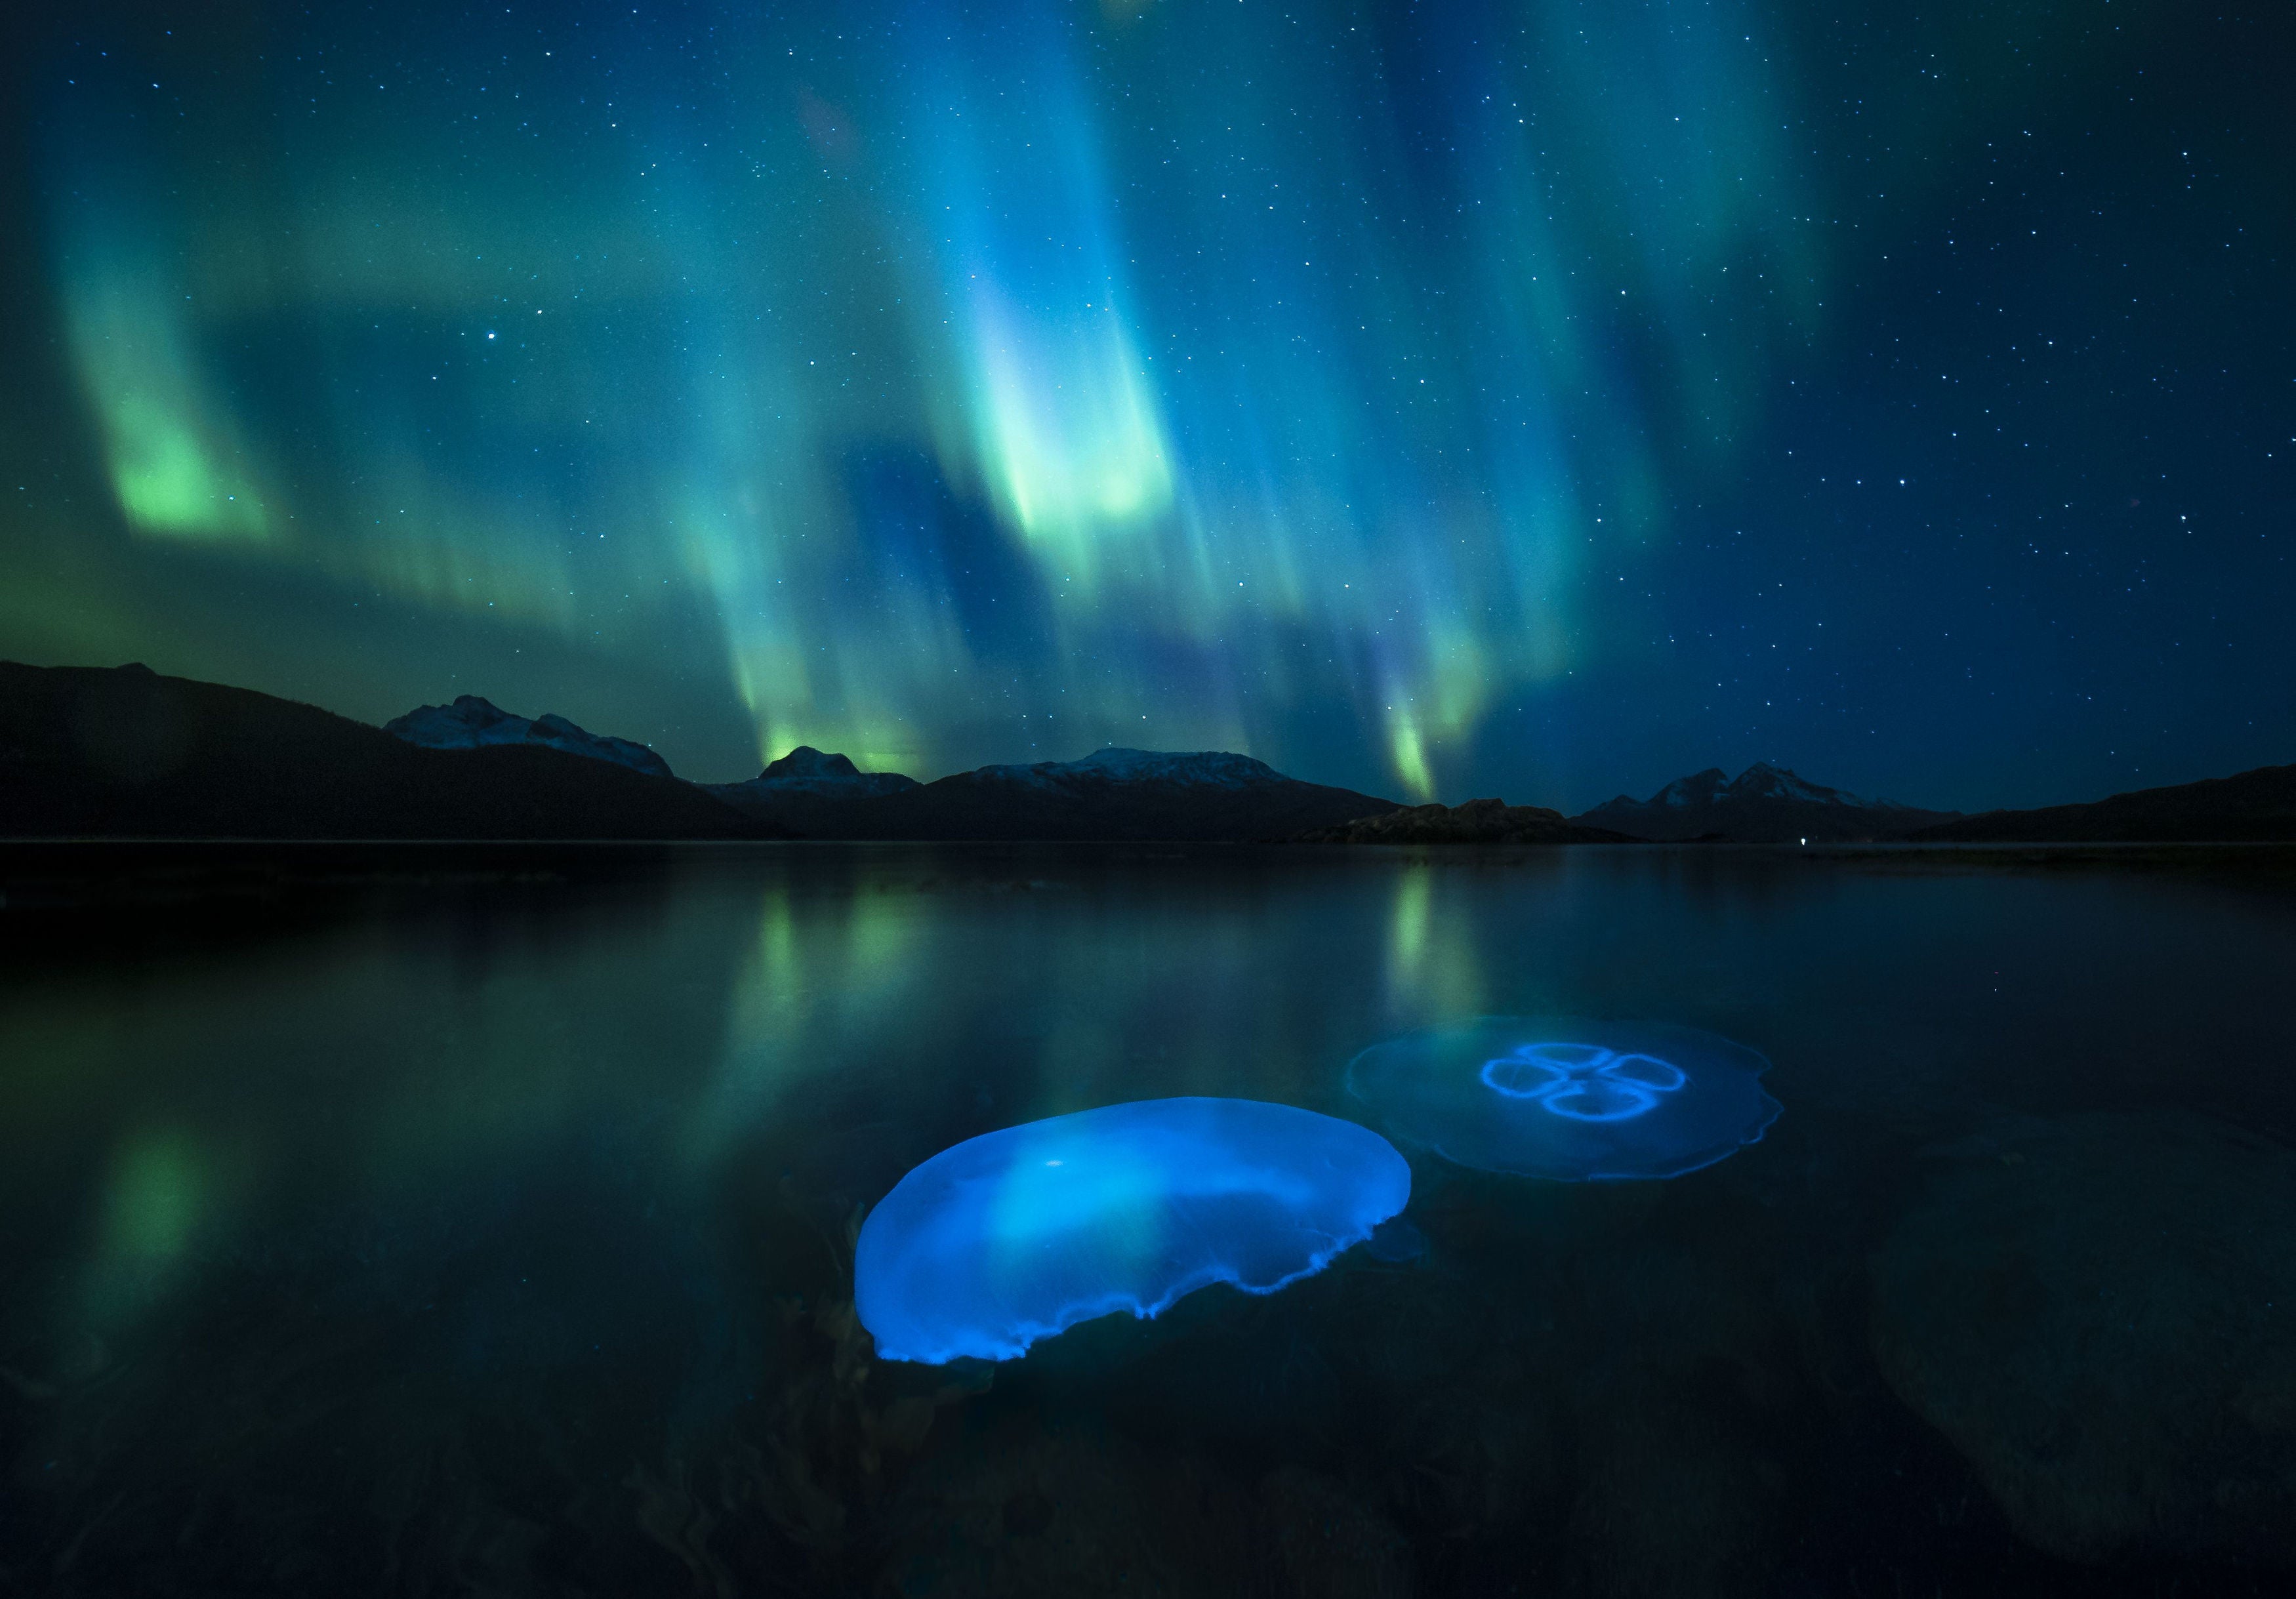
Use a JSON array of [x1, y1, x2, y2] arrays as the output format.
[[0, 0, 2287, 807]]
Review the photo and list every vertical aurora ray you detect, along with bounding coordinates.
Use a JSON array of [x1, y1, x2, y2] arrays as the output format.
[[15, 0, 1853, 792], [51, 112, 278, 546], [902, 3, 1175, 597]]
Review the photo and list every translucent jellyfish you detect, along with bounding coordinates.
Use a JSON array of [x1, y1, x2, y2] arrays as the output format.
[[1363, 1217, 1429, 1263], [1347, 1017, 1780, 1181], [855, 1097, 1412, 1364]]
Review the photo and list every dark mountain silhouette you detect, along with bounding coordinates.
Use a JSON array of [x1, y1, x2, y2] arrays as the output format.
[[1573, 762, 1959, 843], [1300, 797, 1631, 845], [387, 694, 674, 777], [1911, 763, 2296, 843], [710, 746, 1399, 840], [703, 745, 923, 809], [0, 663, 775, 840], [83, 662, 2284, 847]]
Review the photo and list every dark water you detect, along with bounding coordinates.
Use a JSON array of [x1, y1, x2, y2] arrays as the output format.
[[4, 844, 2295, 1597]]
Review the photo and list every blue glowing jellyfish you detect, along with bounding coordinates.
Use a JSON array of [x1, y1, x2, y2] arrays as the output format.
[[855, 1097, 1412, 1364], [1347, 1017, 1780, 1181], [1363, 1217, 1429, 1263]]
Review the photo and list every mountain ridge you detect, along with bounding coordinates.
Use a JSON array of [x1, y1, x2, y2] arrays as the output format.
[[705, 743, 1397, 840], [0, 663, 773, 840], [17, 662, 2286, 844], [1910, 763, 2296, 843], [386, 694, 674, 778], [1573, 761, 1960, 843]]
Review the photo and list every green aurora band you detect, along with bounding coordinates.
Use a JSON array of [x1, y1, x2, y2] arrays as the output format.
[[5, 0, 2282, 803]]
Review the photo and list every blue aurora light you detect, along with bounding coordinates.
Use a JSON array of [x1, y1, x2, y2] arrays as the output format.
[[854, 1097, 1410, 1364], [1348, 1018, 1780, 1181]]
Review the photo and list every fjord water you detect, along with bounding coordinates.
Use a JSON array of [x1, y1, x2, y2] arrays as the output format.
[[3, 845, 2293, 1596]]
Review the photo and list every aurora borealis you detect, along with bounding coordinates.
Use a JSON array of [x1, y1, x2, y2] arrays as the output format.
[[0, 1, 2287, 805]]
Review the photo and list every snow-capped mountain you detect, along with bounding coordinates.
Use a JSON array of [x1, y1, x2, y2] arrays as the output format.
[[1572, 762, 1959, 842], [385, 695, 674, 779]]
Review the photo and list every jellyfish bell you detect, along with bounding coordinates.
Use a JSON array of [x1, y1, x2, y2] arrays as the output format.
[[855, 1097, 1411, 1364], [1347, 1017, 1780, 1181]]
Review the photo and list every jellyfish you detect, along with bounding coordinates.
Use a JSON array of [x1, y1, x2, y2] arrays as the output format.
[[1346, 1017, 1780, 1181], [1363, 1217, 1429, 1263], [855, 1097, 1412, 1364]]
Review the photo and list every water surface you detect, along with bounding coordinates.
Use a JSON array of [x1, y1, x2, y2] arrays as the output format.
[[3, 843, 2293, 1596]]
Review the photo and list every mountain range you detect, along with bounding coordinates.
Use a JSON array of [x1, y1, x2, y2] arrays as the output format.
[[0, 663, 771, 840], [0, 664, 1394, 842], [704, 746, 1398, 841], [1572, 763, 1962, 843], [6, 662, 2289, 844], [380, 697, 1394, 841], [1909, 763, 2296, 843], [373, 694, 1963, 845]]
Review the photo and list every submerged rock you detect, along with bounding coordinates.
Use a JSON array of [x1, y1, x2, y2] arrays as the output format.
[[880, 1423, 1250, 1596], [1256, 1465, 1418, 1599], [1565, 1387, 1790, 1599], [1870, 1112, 2296, 1566], [880, 1423, 1417, 1599]]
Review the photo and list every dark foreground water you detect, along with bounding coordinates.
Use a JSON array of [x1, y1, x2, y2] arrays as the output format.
[[3, 843, 2294, 1598]]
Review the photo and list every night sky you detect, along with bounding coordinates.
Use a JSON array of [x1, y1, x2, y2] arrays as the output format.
[[0, 1, 2287, 809]]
